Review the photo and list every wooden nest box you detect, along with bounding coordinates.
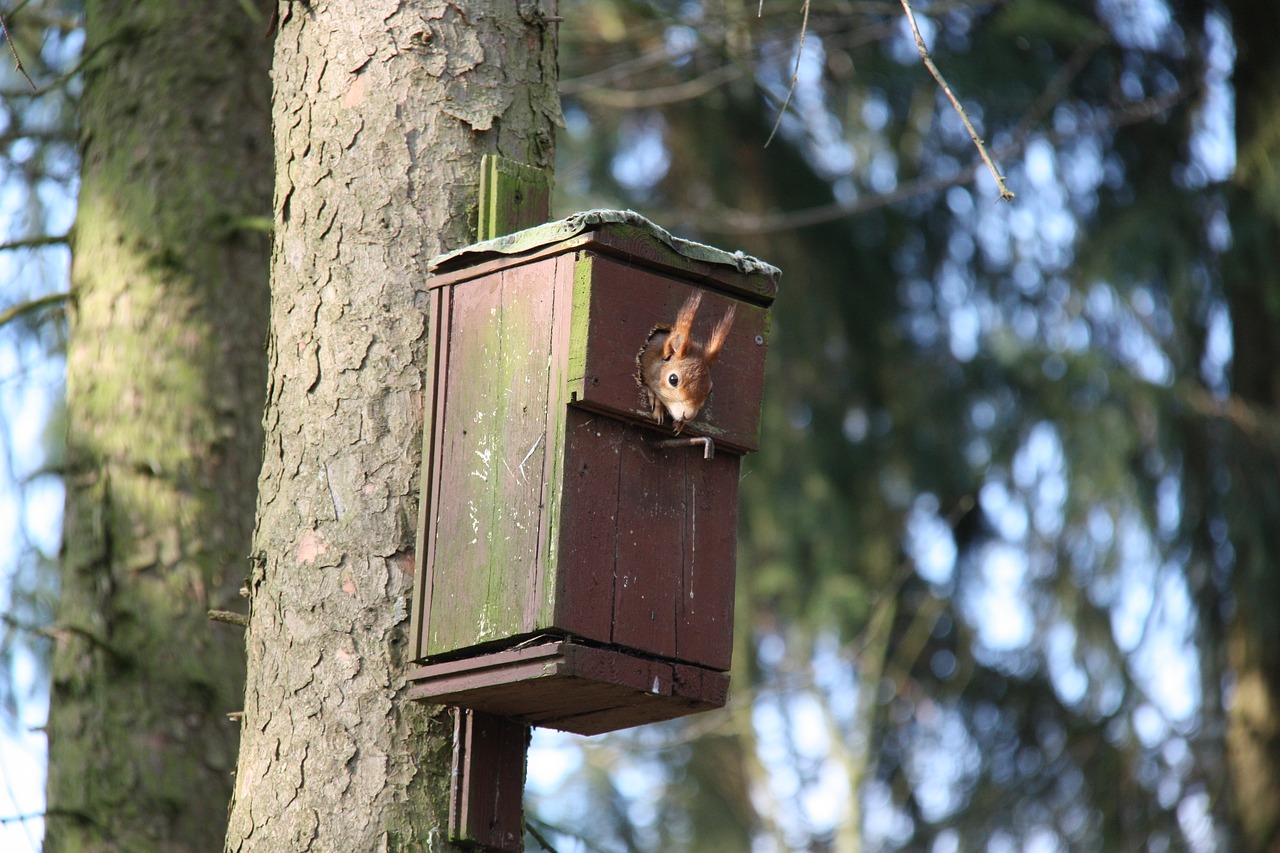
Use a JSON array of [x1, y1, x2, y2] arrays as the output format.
[[408, 210, 779, 735]]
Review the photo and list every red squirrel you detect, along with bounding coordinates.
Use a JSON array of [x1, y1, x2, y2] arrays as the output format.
[[636, 292, 736, 434]]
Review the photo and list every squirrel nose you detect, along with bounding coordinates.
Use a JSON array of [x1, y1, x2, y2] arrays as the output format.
[[671, 404, 698, 423]]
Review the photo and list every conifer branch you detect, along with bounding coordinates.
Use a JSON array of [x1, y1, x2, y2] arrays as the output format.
[[898, 0, 1015, 202]]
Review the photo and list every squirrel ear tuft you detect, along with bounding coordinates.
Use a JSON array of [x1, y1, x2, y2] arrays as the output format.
[[662, 331, 685, 360], [667, 293, 702, 358], [703, 303, 736, 365]]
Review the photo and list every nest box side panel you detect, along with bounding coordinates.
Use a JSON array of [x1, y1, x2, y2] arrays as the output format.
[[411, 285, 451, 661], [421, 259, 556, 657], [567, 254, 770, 452]]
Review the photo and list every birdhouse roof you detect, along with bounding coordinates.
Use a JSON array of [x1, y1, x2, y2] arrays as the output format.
[[429, 209, 780, 303]]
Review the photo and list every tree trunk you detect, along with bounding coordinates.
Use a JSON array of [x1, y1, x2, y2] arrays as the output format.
[[223, 2, 560, 849], [1223, 2, 1280, 850], [46, 2, 273, 851]]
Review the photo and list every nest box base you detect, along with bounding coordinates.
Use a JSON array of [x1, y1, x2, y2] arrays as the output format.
[[406, 639, 729, 736]]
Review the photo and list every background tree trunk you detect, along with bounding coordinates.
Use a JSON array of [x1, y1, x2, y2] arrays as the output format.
[[1223, 3, 1280, 849], [46, 2, 273, 851], [223, 2, 560, 849]]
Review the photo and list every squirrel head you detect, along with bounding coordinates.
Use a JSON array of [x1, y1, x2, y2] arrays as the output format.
[[642, 292, 736, 429]]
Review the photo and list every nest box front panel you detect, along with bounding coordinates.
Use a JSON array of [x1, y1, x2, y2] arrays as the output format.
[[567, 254, 770, 453], [550, 408, 738, 672]]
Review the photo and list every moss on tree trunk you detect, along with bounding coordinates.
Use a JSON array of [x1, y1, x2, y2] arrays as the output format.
[[46, 2, 273, 850]]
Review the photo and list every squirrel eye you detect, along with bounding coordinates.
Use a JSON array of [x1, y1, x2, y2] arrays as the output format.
[[667, 372, 680, 388]]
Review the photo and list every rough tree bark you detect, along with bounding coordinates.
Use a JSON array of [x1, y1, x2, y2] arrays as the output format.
[[47, 2, 273, 851], [223, 2, 560, 849]]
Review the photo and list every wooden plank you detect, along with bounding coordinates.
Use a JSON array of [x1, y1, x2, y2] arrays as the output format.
[[568, 255, 770, 453], [479, 154, 552, 242], [430, 221, 779, 306], [412, 286, 451, 661], [532, 253, 577, 631], [612, 434, 682, 660], [484, 260, 556, 641], [677, 451, 739, 671], [425, 274, 505, 654], [422, 259, 558, 655], [564, 252, 594, 406], [549, 407, 621, 643], [408, 640, 730, 735], [450, 709, 527, 853]]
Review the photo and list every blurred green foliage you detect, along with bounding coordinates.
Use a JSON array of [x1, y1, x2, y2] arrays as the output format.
[[530, 0, 1279, 850]]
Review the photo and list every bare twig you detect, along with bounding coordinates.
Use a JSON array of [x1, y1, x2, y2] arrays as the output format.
[[0, 290, 69, 330], [0, 811, 43, 825], [0, 7, 36, 90], [38, 624, 122, 660], [209, 609, 251, 628], [764, 0, 811, 148], [0, 232, 68, 252], [573, 61, 746, 110], [0, 612, 45, 635], [898, 0, 1014, 201]]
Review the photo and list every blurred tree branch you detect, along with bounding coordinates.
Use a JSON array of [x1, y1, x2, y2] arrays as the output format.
[[0, 289, 69, 330], [672, 83, 1185, 234]]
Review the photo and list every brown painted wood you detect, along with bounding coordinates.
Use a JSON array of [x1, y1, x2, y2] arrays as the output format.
[[612, 434, 682, 659], [450, 709, 527, 853], [547, 412, 740, 669], [425, 270, 503, 653], [488, 260, 556, 636], [533, 254, 581, 631], [678, 445, 738, 671], [408, 640, 730, 736], [411, 285, 452, 661], [569, 255, 770, 453], [552, 407, 622, 642], [411, 218, 776, 735], [430, 225, 778, 306], [414, 253, 748, 664], [421, 260, 558, 657]]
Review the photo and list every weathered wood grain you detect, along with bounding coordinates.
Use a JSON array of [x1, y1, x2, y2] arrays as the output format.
[[568, 254, 770, 452], [411, 222, 776, 734], [408, 640, 730, 736]]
